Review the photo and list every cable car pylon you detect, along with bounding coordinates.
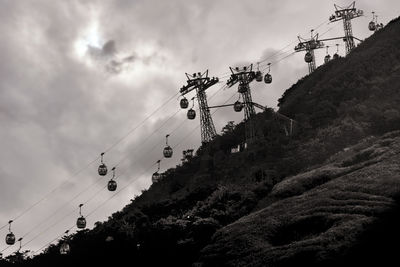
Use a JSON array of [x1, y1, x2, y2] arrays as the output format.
[[180, 70, 218, 144], [226, 64, 258, 143], [329, 1, 363, 54], [294, 30, 325, 74]]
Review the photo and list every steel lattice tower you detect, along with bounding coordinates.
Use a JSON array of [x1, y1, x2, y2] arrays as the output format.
[[227, 65, 257, 143], [294, 30, 324, 74], [307, 49, 316, 74], [329, 2, 363, 55], [180, 71, 218, 144]]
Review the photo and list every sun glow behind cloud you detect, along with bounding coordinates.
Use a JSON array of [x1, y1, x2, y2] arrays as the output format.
[[74, 20, 102, 59]]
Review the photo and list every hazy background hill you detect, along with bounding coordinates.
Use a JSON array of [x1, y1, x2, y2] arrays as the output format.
[[3, 15, 400, 267]]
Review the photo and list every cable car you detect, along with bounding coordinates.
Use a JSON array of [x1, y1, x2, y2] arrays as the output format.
[[304, 52, 313, 63], [5, 220, 15, 245], [238, 83, 248, 93], [324, 54, 331, 64], [368, 21, 376, 31], [187, 97, 196, 120], [77, 216, 86, 229], [264, 63, 272, 84], [369, 12, 378, 31], [187, 109, 196, 120], [98, 152, 108, 176], [152, 172, 160, 183], [324, 46, 331, 64], [5, 233, 15, 245], [107, 167, 117, 191], [76, 204, 86, 229], [264, 73, 272, 84], [163, 135, 173, 158], [180, 97, 189, 109], [333, 44, 340, 60], [255, 63, 263, 82], [60, 242, 70, 255], [233, 101, 243, 112], [152, 160, 161, 183], [255, 71, 263, 82], [163, 146, 173, 158], [108, 180, 117, 191]]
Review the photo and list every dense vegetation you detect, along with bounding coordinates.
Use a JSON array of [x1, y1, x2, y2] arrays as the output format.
[[1, 16, 400, 267]]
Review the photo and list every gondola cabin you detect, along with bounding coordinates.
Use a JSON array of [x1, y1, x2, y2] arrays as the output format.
[[163, 146, 173, 158], [5, 233, 15, 245], [233, 101, 243, 112], [107, 180, 117, 191], [60, 242, 70, 255], [152, 172, 161, 183], [108, 180, 117, 191], [324, 54, 331, 64], [264, 73, 272, 84], [98, 163, 108, 176], [76, 216, 86, 229], [238, 83, 248, 93], [180, 98, 189, 109], [368, 21, 376, 31], [304, 52, 313, 63], [255, 71, 263, 82], [187, 109, 196, 120], [333, 53, 339, 60]]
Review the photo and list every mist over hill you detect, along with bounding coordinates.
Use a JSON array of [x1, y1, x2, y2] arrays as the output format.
[[2, 15, 400, 267]]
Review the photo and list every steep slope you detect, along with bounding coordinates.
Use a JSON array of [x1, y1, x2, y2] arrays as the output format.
[[198, 131, 400, 266], [7, 16, 400, 267], [196, 17, 400, 266]]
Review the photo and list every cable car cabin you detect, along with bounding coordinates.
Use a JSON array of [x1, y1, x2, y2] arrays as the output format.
[[304, 52, 313, 63], [152, 172, 161, 183], [369, 21, 376, 31], [255, 71, 263, 82], [163, 146, 173, 158], [187, 109, 196, 120], [5, 233, 15, 245], [324, 54, 331, 64], [76, 216, 86, 229], [108, 180, 117, 191], [60, 242, 70, 255], [98, 163, 108, 176], [238, 83, 248, 93], [233, 101, 243, 112], [333, 53, 339, 60], [180, 98, 189, 109], [264, 73, 272, 84]]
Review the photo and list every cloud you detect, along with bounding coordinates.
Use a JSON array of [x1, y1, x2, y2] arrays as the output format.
[[86, 40, 137, 74], [0, 0, 399, 256]]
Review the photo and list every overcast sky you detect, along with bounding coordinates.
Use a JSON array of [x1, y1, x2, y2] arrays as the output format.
[[0, 0, 399, 256]]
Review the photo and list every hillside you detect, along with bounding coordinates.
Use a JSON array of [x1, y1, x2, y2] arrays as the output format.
[[198, 130, 400, 266], [3, 16, 400, 267]]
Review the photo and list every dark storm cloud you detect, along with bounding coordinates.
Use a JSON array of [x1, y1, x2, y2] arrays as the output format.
[[87, 40, 137, 74]]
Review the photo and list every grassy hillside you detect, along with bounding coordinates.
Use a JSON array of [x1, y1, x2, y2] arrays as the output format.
[[3, 16, 400, 267], [198, 130, 400, 266]]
